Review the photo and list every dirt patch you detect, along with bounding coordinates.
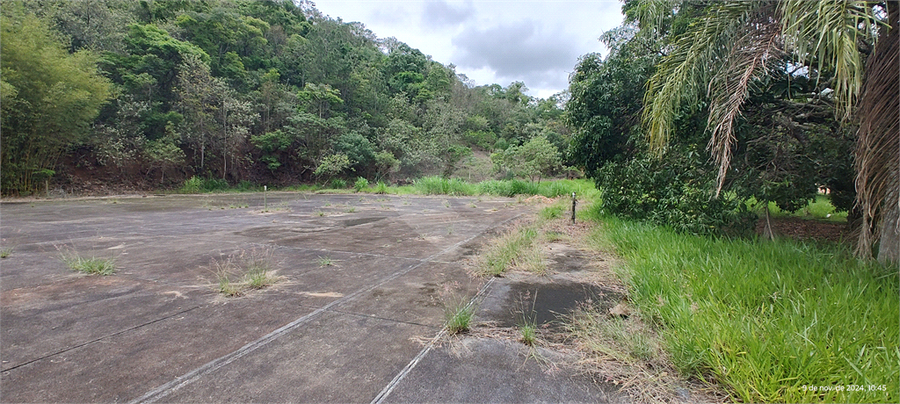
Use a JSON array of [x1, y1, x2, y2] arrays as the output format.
[[756, 217, 852, 243]]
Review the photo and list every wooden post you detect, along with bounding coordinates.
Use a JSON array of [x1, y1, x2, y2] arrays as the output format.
[[571, 192, 577, 224]]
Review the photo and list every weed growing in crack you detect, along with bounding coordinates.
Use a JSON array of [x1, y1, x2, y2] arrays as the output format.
[[520, 323, 537, 346], [441, 282, 477, 334], [58, 246, 118, 275], [1, 247, 12, 258], [211, 249, 279, 297], [445, 300, 475, 334], [346, 206, 356, 213], [316, 256, 335, 267], [517, 290, 539, 346]]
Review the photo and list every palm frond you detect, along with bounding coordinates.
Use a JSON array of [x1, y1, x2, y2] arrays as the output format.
[[780, 0, 881, 121], [642, 1, 765, 152], [707, 3, 783, 195], [855, 1, 899, 258]]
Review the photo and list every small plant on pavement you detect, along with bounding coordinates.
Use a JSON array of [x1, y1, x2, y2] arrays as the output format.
[[58, 246, 117, 275], [517, 290, 539, 346], [441, 282, 477, 334], [211, 249, 279, 297]]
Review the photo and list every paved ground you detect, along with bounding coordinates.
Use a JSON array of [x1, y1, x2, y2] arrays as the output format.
[[0, 192, 622, 403]]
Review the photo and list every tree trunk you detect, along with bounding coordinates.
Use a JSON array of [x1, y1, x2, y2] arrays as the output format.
[[878, 190, 899, 264], [762, 204, 775, 240]]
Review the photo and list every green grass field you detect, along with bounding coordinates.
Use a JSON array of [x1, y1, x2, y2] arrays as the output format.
[[591, 211, 898, 403]]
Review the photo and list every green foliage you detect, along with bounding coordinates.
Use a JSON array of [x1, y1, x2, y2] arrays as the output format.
[[476, 225, 539, 276], [329, 179, 347, 189], [492, 135, 560, 182], [1, 7, 112, 194], [353, 177, 369, 192], [567, 49, 656, 177], [314, 154, 351, 180], [335, 132, 375, 176], [596, 151, 756, 236], [596, 215, 899, 403], [212, 249, 278, 297], [463, 130, 498, 151], [179, 176, 229, 193], [414, 176, 476, 196], [374, 181, 388, 194], [3, 0, 570, 194]]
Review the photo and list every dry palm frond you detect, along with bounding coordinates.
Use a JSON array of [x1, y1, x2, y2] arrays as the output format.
[[855, 1, 899, 259], [707, 3, 783, 195]]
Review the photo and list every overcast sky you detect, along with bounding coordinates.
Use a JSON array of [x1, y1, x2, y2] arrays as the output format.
[[312, 0, 625, 99]]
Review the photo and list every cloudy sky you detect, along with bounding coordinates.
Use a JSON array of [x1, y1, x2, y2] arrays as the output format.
[[313, 1, 625, 99]]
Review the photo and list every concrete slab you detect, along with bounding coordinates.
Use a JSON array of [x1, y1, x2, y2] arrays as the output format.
[[2, 192, 552, 403], [381, 336, 625, 404]]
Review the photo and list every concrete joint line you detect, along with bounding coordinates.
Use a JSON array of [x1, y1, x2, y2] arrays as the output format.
[[130, 212, 523, 404], [2, 305, 201, 373], [371, 276, 497, 404]]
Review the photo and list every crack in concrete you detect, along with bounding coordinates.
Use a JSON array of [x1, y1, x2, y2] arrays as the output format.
[[370, 277, 497, 404]]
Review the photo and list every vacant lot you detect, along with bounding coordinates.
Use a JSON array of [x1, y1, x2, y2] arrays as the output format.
[[1, 193, 553, 402]]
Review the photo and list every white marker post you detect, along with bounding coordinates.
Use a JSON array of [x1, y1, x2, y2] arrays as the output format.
[[571, 192, 577, 224], [264, 185, 267, 211]]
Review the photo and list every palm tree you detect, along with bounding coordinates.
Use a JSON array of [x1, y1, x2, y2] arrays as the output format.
[[640, 0, 897, 262]]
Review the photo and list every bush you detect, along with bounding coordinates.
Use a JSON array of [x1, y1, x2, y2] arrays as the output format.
[[596, 153, 756, 236], [354, 177, 369, 192], [374, 181, 388, 194], [330, 179, 347, 189]]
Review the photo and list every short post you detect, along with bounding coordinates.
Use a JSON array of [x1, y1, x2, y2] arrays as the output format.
[[264, 185, 268, 211], [571, 192, 577, 224]]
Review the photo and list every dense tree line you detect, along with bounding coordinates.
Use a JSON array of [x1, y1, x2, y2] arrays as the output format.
[[1, 0, 569, 194], [567, 0, 896, 261]]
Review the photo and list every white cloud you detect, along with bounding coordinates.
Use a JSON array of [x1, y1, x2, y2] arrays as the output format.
[[312, 0, 624, 98]]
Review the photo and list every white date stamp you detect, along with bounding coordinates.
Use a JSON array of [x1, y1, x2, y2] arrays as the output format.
[[800, 384, 887, 393]]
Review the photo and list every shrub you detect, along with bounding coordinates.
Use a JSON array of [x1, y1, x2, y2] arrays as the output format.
[[596, 153, 756, 236], [330, 179, 347, 189], [354, 177, 369, 192], [374, 181, 388, 194]]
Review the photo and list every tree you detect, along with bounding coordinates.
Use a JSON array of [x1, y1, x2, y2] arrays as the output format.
[[493, 135, 560, 182], [175, 52, 222, 173], [1, 8, 111, 194], [639, 0, 897, 261]]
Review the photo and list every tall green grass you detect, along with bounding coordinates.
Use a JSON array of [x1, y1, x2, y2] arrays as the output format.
[[412, 176, 598, 199], [592, 214, 898, 403]]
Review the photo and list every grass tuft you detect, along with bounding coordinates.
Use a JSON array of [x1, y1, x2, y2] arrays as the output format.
[[211, 249, 279, 297], [445, 300, 476, 334], [59, 248, 117, 275], [475, 224, 540, 276], [1, 247, 12, 258]]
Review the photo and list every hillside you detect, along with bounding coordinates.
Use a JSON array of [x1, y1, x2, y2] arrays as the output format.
[[1, 0, 570, 195]]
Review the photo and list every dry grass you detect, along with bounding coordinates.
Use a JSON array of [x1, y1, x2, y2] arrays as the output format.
[[567, 303, 726, 404], [210, 249, 280, 297]]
